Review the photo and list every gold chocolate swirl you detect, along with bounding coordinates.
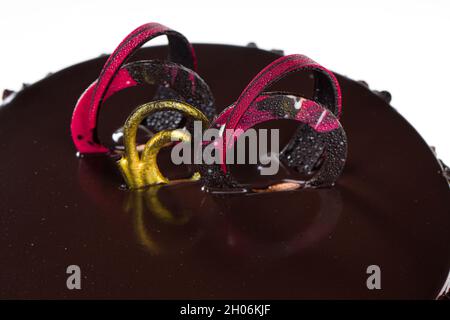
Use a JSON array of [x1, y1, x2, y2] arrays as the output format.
[[117, 100, 209, 189]]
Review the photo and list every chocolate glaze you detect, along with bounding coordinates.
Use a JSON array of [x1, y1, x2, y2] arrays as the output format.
[[0, 44, 449, 299]]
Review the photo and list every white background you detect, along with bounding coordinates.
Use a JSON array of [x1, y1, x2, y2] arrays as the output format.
[[1, 0, 449, 163]]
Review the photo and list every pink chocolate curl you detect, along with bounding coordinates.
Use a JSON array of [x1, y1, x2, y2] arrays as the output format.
[[71, 22, 197, 154]]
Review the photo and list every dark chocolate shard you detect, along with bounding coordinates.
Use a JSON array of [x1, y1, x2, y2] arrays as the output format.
[[270, 49, 284, 56], [358, 80, 369, 88], [2, 89, 15, 101], [374, 90, 392, 103], [439, 160, 450, 184]]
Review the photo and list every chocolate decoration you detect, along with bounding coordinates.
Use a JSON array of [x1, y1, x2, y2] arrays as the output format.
[[117, 100, 209, 189], [73, 59, 214, 143], [0, 44, 449, 299], [2, 89, 15, 101], [200, 93, 347, 190], [127, 61, 215, 133], [71, 23, 202, 154], [199, 54, 345, 190]]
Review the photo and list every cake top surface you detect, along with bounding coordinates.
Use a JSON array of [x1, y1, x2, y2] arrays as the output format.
[[0, 44, 449, 299]]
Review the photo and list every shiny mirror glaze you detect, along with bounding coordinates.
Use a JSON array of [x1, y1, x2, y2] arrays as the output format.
[[0, 44, 449, 299]]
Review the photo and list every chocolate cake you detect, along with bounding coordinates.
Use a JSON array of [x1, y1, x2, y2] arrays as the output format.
[[0, 23, 449, 299]]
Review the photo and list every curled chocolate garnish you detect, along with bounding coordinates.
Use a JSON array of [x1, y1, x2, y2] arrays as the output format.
[[71, 22, 214, 154], [127, 61, 215, 131], [72, 59, 214, 154], [199, 54, 347, 191], [118, 100, 209, 189]]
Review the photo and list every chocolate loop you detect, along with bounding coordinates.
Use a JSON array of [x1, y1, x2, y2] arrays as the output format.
[[225, 54, 341, 138], [71, 23, 203, 154], [72, 59, 214, 154], [118, 100, 209, 189], [200, 55, 347, 191]]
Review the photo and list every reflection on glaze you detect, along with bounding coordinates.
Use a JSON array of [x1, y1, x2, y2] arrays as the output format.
[[77, 154, 341, 258], [211, 189, 342, 259], [128, 183, 208, 255], [126, 190, 160, 255], [127, 186, 196, 255]]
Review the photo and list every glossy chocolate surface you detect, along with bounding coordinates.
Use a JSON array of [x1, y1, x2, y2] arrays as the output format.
[[0, 44, 449, 299]]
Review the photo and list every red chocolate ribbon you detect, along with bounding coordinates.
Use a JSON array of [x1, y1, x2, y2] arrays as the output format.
[[71, 22, 197, 154], [220, 54, 342, 174]]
